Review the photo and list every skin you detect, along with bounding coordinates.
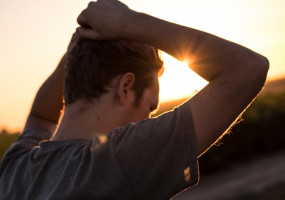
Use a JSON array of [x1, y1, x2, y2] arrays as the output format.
[[24, 0, 269, 158], [53, 72, 159, 141]]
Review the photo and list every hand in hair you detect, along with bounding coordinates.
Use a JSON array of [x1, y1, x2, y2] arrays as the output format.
[[77, 0, 132, 40]]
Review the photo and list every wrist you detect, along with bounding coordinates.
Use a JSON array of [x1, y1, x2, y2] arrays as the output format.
[[122, 11, 145, 40]]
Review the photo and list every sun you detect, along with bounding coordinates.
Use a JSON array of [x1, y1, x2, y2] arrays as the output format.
[[159, 52, 208, 103]]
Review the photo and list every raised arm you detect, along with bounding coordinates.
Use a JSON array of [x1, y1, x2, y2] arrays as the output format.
[[76, 0, 269, 156], [23, 33, 78, 134]]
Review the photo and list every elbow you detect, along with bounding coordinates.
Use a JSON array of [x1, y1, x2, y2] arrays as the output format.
[[247, 54, 269, 92], [258, 55, 270, 78], [256, 55, 269, 85]]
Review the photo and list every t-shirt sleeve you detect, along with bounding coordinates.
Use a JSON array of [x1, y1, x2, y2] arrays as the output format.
[[0, 127, 53, 178], [2, 127, 53, 160], [110, 102, 199, 199]]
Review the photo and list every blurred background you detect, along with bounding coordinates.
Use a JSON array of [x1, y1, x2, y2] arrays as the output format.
[[0, 0, 284, 199]]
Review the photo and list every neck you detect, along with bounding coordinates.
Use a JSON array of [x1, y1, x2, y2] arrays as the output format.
[[53, 95, 122, 141]]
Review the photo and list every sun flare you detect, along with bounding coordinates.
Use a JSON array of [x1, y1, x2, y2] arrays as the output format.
[[159, 53, 208, 102]]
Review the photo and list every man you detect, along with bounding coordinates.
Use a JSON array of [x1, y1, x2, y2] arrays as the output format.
[[0, 0, 269, 199]]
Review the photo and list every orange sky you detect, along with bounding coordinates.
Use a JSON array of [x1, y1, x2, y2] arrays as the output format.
[[0, 0, 284, 132]]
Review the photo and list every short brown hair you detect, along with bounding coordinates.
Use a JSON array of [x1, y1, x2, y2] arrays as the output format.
[[64, 38, 164, 106]]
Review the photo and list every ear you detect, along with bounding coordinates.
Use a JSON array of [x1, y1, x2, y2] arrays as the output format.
[[118, 72, 136, 105]]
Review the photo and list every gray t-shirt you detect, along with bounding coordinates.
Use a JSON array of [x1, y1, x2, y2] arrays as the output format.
[[0, 103, 199, 200]]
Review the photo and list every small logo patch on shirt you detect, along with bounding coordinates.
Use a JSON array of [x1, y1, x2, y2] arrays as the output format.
[[184, 166, 191, 183]]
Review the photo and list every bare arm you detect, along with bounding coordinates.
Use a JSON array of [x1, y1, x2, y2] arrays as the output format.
[[23, 33, 78, 133], [77, 0, 269, 156]]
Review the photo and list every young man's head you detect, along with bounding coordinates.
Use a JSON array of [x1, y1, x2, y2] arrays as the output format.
[[64, 37, 164, 122]]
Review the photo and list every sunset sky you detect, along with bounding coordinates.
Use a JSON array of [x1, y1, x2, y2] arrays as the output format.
[[0, 0, 284, 132]]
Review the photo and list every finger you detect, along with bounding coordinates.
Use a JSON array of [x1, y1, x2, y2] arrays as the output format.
[[77, 9, 90, 27], [109, 0, 129, 9], [76, 27, 101, 40], [87, 1, 96, 7]]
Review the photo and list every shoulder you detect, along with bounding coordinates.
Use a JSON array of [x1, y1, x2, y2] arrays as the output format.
[[1, 127, 53, 162], [105, 103, 199, 198]]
